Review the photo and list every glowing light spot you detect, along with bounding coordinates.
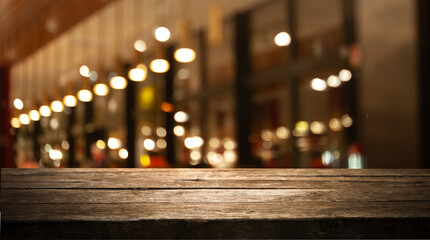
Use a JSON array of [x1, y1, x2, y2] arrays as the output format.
[[260, 129, 273, 141], [339, 69, 352, 82], [177, 68, 190, 80], [173, 126, 185, 137], [93, 83, 109, 96], [141, 126, 152, 136], [49, 149, 63, 160], [134, 40, 147, 52], [107, 138, 121, 149], [156, 139, 167, 149], [44, 144, 52, 152], [184, 136, 204, 149], [110, 76, 127, 90], [276, 126, 290, 139], [63, 95, 77, 107], [341, 114, 353, 127], [174, 48, 196, 63], [207, 152, 223, 165], [96, 140, 106, 149], [50, 100, 64, 113], [310, 121, 326, 134], [19, 113, 30, 125], [89, 71, 98, 81], [294, 121, 309, 137], [13, 98, 24, 110], [223, 138, 236, 150], [311, 78, 327, 91], [143, 139, 155, 151], [348, 153, 363, 169], [62, 140, 70, 150], [50, 118, 59, 129], [77, 89, 93, 102], [327, 75, 341, 88], [223, 150, 237, 163], [209, 137, 221, 148], [174, 111, 189, 123], [154, 27, 171, 42], [140, 154, 151, 167], [161, 102, 174, 113], [10, 117, 21, 128], [190, 150, 201, 161], [322, 151, 334, 165], [29, 110, 40, 121], [79, 65, 90, 77], [274, 32, 291, 47], [329, 118, 342, 131], [156, 127, 167, 137], [150, 59, 170, 73], [128, 66, 147, 82], [39, 105, 52, 117], [119, 148, 129, 159]]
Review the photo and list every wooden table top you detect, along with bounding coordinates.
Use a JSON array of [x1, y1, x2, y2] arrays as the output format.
[[2, 168, 430, 239]]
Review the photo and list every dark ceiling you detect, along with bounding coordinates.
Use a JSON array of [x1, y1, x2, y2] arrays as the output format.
[[0, 0, 114, 66]]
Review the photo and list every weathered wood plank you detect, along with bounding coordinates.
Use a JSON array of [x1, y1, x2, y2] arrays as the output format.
[[2, 169, 430, 189], [2, 168, 430, 239], [3, 188, 430, 204], [3, 201, 430, 221]]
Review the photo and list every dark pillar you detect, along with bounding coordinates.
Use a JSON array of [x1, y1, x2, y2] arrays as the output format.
[[66, 108, 75, 168], [287, 0, 300, 167], [125, 63, 136, 168], [165, 46, 176, 166], [84, 102, 93, 162], [198, 30, 209, 164], [0, 64, 13, 168], [342, 0, 359, 143], [418, 0, 430, 168], [234, 12, 252, 166]]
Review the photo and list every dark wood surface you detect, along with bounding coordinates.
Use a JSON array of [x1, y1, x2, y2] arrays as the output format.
[[1, 168, 430, 239]]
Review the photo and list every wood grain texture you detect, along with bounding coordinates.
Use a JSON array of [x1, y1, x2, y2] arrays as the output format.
[[1, 168, 430, 239]]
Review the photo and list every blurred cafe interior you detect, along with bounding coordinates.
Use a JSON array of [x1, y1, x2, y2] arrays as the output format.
[[0, 0, 429, 169]]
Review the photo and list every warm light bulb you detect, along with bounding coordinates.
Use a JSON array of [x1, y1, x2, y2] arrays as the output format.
[[50, 100, 64, 113], [79, 65, 90, 77], [29, 110, 41, 121], [134, 40, 147, 52], [107, 137, 121, 149], [128, 65, 147, 82], [174, 48, 196, 63], [150, 59, 170, 73], [274, 32, 291, 47], [13, 98, 24, 110], [63, 95, 77, 107], [339, 69, 352, 82], [77, 89, 93, 102], [19, 113, 30, 125], [154, 27, 170, 42], [93, 83, 109, 96], [173, 126, 185, 137], [174, 111, 189, 123], [39, 105, 52, 117], [311, 78, 327, 91], [109, 76, 128, 90], [327, 75, 341, 88], [143, 139, 155, 151], [118, 148, 129, 159], [10, 117, 21, 128]]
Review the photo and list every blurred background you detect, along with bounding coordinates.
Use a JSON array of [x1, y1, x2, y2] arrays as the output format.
[[0, 0, 429, 169]]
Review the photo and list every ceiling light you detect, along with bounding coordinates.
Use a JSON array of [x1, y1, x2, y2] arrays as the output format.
[[63, 95, 77, 107], [150, 59, 170, 73], [109, 76, 128, 90]]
